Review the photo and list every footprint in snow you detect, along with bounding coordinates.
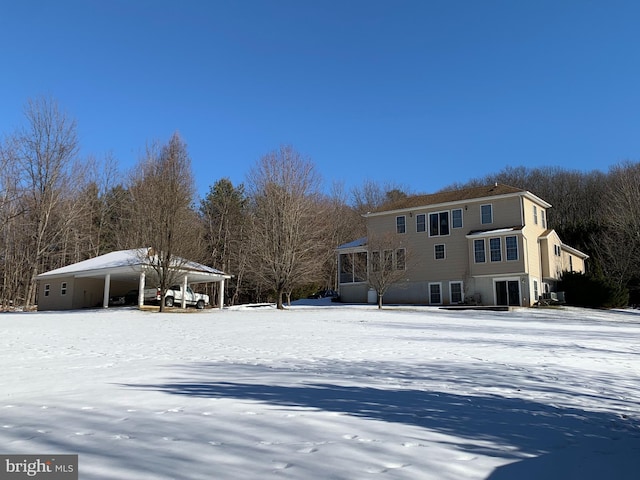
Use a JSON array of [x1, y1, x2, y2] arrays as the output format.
[[271, 461, 292, 470], [296, 447, 318, 454], [342, 434, 358, 440], [457, 454, 477, 461]]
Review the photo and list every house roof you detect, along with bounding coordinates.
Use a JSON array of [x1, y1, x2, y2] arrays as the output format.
[[337, 237, 367, 250], [37, 249, 229, 284], [365, 184, 551, 216]]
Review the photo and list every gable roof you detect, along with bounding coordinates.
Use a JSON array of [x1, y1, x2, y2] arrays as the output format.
[[37, 249, 229, 283], [365, 184, 551, 216]]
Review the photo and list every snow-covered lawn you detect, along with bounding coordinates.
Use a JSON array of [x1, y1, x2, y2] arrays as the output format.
[[1, 304, 639, 479]]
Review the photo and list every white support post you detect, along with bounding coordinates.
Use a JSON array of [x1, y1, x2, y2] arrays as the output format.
[[218, 279, 225, 309], [103, 273, 111, 309], [138, 272, 146, 308], [182, 275, 188, 309]]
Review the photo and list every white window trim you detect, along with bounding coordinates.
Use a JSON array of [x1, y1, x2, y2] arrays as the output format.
[[434, 243, 446, 260], [396, 215, 406, 234], [429, 282, 443, 305], [449, 281, 464, 304], [481, 204, 493, 224], [396, 248, 406, 270], [416, 213, 426, 233], [533, 205, 538, 225], [505, 235, 519, 261], [474, 238, 486, 263], [451, 208, 463, 229], [489, 237, 502, 262], [428, 211, 451, 237]]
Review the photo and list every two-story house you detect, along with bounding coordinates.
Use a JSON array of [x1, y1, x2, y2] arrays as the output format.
[[338, 184, 588, 307]]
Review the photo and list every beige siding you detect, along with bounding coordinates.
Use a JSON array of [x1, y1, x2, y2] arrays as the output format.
[[356, 191, 583, 306], [37, 278, 74, 311], [73, 278, 107, 309]]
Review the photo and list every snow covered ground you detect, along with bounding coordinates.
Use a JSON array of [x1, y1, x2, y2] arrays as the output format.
[[1, 303, 639, 479]]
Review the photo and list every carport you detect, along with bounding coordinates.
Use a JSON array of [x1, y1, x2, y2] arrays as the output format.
[[36, 249, 230, 311]]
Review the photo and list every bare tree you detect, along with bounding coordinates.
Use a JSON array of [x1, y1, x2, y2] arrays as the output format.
[[246, 145, 326, 309], [127, 132, 201, 311], [596, 162, 640, 291], [12, 97, 83, 307], [366, 232, 410, 309]]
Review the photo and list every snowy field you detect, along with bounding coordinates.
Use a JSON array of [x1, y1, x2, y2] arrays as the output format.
[[1, 303, 639, 479]]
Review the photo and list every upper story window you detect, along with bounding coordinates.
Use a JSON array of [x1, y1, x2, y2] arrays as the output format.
[[416, 213, 426, 233], [489, 238, 502, 262], [541, 210, 546, 228], [396, 216, 406, 234], [61, 282, 67, 295], [533, 205, 538, 225], [452, 208, 463, 228], [554, 244, 561, 256], [429, 211, 449, 236], [474, 239, 486, 263], [434, 244, 445, 260], [44, 284, 50, 297], [481, 204, 493, 224], [506, 235, 518, 261]]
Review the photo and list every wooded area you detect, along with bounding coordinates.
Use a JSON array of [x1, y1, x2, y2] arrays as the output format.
[[1, 97, 639, 308]]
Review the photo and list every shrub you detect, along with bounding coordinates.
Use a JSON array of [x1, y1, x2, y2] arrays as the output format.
[[559, 271, 629, 308]]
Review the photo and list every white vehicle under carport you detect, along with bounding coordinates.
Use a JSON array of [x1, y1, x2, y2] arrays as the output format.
[[145, 285, 209, 309]]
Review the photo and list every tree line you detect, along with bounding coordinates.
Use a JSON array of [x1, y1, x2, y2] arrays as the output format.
[[1, 96, 638, 309]]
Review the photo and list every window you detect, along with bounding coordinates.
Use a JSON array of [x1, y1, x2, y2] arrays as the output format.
[[429, 283, 442, 304], [340, 252, 368, 283], [481, 204, 492, 224], [429, 211, 449, 236], [569, 255, 573, 272], [554, 244, 561, 256], [541, 210, 546, 228], [44, 284, 50, 297], [61, 282, 67, 295], [450, 281, 463, 304], [506, 236, 518, 261], [490, 238, 502, 262], [371, 251, 380, 272], [434, 244, 445, 260], [452, 208, 463, 228], [383, 250, 394, 270], [416, 213, 426, 233], [396, 216, 406, 234], [533, 280, 539, 302], [533, 205, 538, 225], [396, 248, 406, 270], [474, 239, 486, 263]]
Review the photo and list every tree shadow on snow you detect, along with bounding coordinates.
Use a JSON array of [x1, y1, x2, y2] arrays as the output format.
[[123, 361, 640, 479]]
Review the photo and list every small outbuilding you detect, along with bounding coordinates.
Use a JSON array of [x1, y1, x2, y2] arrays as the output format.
[[36, 249, 230, 311]]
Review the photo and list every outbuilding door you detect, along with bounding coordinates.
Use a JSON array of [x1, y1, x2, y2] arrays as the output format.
[[495, 280, 520, 306]]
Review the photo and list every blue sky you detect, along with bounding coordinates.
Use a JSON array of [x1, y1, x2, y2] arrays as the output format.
[[1, 0, 639, 198]]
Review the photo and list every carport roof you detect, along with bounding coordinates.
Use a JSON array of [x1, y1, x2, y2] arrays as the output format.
[[36, 249, 230, 284]]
